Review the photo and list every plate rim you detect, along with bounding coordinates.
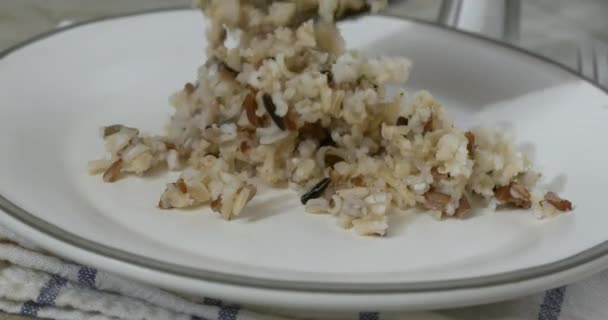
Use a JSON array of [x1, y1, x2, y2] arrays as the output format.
[[1, 7, 607, 294]]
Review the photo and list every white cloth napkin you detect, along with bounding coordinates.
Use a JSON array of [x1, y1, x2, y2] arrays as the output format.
[[1, 224, 607, 320]]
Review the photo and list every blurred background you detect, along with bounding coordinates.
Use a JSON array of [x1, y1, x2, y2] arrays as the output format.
[[1, 0, 607, 86]]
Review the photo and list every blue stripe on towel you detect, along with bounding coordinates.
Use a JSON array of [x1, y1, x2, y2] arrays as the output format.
[[37, 275, 68, 305], [77, 266, 98, 289], [538, 286, 567, 320], [218, 306, 240, 320], [20, 274, 68, 316], [360, 312, 380, 320], [19, 301, 40, 317]]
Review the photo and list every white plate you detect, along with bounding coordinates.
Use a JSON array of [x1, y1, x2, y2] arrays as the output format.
[[1, 9, 608, 312]]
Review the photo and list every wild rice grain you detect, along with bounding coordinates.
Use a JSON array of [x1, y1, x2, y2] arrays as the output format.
[[454, 196, 471, 218], [243, 92, 260, 127], [321, 70, 334, 86], [218, 63, 238, 81], [210, 197, 223, 213], [102, 125, 124, 138], [544, 192, 573, 211], [176, 178, 188, 193], [396, 116, 408, 126], [424, 190, 451, 212], [102, 159, 123, 183], [184, 83, 196, 94], [262, 93, 286, 130], [301, 178, 332, 205], [465, 131, 475, 157]]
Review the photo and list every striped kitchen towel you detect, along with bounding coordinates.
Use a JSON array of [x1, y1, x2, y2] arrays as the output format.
[[0, 224, 605, 320]]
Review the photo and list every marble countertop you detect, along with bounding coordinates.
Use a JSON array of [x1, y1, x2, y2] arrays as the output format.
[[0, 1, 607, 319]]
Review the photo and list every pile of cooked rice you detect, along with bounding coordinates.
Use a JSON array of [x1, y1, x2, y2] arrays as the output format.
[[89, 0, 572, 236]]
